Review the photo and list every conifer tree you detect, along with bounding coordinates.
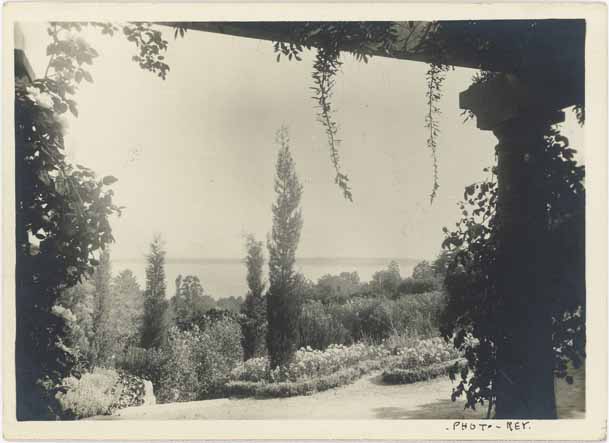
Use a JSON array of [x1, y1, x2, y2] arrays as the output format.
[[241, 234, 267, 359], [266, 127, 304, 368], [141, 235, 168, 349], [90, 249, 112, 366]]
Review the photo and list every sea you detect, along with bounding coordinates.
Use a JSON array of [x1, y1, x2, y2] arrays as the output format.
[[112, 257, 419, 299]]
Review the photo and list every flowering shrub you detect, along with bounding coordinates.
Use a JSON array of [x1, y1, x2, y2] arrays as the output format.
[[109, 372, 150, 411], [280, 343, 390, 382], [230, 342, 391, 383], [54, 368, 156, 418], [55, 368, 122, 419], [382, 359, 464, 384], [389, 337, 461, 370], [231, 337, 459, 387], [226, 360, 383, 398], [232, 357, 268, 382]]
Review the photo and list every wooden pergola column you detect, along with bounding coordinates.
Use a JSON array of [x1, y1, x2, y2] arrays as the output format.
[[460, 75, 567, 418]]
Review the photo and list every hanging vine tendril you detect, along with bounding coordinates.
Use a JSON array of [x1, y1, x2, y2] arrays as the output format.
[[424, 63, 447, 203], [311, 46, 352, 201], [271, 22, 449, 202]]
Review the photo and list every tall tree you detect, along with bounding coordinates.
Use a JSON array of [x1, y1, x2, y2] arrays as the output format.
[[241, 234, 267, 360], [90, 249, 113, 366], [412, 260, 434, 280], [173, 275, 205, 330], [141, 235, 168, 349], [266, 127, 304, 369], [371, 260, 402, 295], [110, 269, 144, 350]]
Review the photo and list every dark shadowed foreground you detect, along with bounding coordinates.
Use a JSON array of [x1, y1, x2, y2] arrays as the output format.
[[94, 367, 584, 420]]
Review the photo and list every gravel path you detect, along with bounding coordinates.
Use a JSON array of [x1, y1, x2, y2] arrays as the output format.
[[96, 368, 584, 420], [100, 373, 480, 420]]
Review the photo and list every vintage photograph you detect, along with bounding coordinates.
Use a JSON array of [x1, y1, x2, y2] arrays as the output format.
[[4, 4, 606, 439]]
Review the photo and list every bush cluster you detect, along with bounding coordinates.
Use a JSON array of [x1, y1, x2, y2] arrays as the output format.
[[297, 300, 350, 349], [390, 336, 461, 368], [110, 372, 150, 411], [398, 277, 437, 295], [230, 342, 390, 383], [55, 368, 122, 419], [382, 359, 465, 384], [225, 360, 382, 398], [55, 368, 153, 419], [381, 337, 463, 385], [297, 292, 446, 349], [227, 336, 462, 398], [116, 346, 166, 389], [156, 319, 243, 403]]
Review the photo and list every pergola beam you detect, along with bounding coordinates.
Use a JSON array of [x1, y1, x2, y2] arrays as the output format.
[[161, 20, 584, 92], [161, 20, 585, 110]]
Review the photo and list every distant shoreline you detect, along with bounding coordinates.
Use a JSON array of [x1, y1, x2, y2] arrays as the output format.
[[113, 257, 424, 265]]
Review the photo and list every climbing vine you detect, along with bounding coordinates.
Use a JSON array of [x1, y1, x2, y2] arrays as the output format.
[[424, 63, 449, 201], [15, 21, 170, 419], [439, 128, 585, 416], [268, 21, 585, 204], [271, 22, 418, 202], [311, 46, 351, 201]]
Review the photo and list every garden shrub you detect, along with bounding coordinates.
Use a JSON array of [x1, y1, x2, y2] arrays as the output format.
[[398, 277, 437, 295], [298, 300, 350, 350], [390, 292, 447, 337], [230, 342, 391, 383], [382, 359, 465, 384], [55, 368, 122, 419], [157, 318, 243, 403], [225, 360, 383, 398], [116, 345, 166, 390], [388, 336, 461, 369], [288, 290, 446, 351], [227, 337, 460, 398], [331, 298, 391, 342], [110, 372, 151, 411], [55, 368, 155, 418], [381, 337, 462, 384]]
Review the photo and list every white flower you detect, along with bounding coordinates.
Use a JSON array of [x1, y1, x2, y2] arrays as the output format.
[[25, 86, 54, 110], [37, 92, 54, 110], [56, 114, 70, 132], [26, 85, 42, 103], [66, 29, 80, 41]]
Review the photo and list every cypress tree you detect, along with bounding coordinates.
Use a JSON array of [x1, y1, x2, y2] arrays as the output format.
[[90, 249, 112, 366], [241, 234, 267, 359], [141, 235, 168, 349], [266, 127, 304, 369]]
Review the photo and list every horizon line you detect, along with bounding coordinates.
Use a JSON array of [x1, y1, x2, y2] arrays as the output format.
[[113, 256, 426, 263]]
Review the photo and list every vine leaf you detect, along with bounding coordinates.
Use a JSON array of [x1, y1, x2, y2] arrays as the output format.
[[102, 175, 118, 186]]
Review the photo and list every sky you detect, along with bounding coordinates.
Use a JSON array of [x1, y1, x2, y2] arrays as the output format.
[[18, 23, 584, 262]]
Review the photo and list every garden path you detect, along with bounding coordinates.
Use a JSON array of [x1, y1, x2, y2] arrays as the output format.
[[96, 367, 584, 420]]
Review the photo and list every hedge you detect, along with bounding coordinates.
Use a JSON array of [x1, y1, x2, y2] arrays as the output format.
[[225, 359, 383, 398], [381, 358, 465, 384]]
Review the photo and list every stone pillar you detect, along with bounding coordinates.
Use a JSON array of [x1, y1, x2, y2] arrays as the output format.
[[493, 110, 564, 419], [460, 75, 565, 419]]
